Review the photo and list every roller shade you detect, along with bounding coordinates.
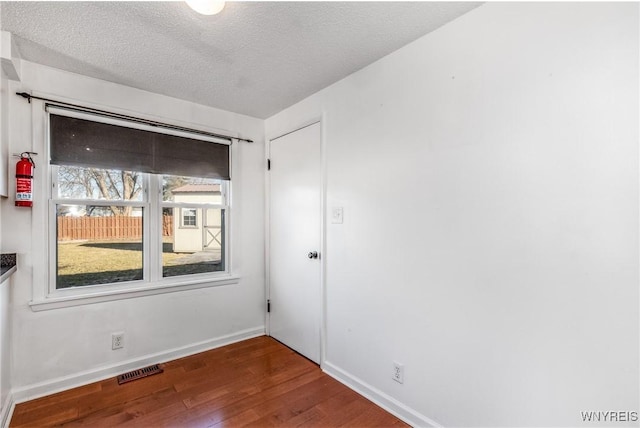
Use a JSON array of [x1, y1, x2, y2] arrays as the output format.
[[49, 112, 230, 180]]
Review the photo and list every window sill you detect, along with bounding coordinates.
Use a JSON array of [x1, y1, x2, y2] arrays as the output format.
[[29, 274, 240, 311]]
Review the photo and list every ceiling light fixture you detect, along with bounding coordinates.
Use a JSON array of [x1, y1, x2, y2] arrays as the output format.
[[186, 0, 225, 15]]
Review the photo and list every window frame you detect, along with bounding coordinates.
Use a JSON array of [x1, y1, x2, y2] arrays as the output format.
[[37, 106, 237, 309], [158, 179, 229, 279], [180, 207, 198, 228]]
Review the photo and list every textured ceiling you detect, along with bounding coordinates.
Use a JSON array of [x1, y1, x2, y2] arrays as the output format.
[[0, 1, 481, 119]]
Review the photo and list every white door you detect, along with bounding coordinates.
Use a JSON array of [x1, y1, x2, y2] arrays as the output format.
[[269, 122, 322, 363]]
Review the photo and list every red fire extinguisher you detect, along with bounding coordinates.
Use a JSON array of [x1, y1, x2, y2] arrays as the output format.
[[15, 152, 36, 207]]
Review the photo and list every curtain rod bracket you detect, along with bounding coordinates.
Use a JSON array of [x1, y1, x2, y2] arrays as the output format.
[[17, 92, 32, 103]]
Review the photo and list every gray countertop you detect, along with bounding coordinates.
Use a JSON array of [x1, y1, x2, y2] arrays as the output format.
[[1, 253, 16, 283]]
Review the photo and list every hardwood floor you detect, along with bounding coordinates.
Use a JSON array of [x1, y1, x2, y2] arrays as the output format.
[[10, 336, 409, 427]]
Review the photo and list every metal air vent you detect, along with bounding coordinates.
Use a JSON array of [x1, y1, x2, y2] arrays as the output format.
[[117, 364, 163, 385]]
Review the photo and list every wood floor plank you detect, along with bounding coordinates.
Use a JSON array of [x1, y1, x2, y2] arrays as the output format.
[[174, 347, 300, 397], [10, 405, 79, 428], [67, 387, 181, 426], [66, 364, 186, 420], [300, 393, 383, 427], [10, 336, 409, 427], [209, 408, 263, 428], [295, 388, 361, 427], [179, 352, 316, 409], [172, 352, 319, 424], [11, 382, 102, 418], [243, 377, 344, 427], [170, 367, 325, 427]]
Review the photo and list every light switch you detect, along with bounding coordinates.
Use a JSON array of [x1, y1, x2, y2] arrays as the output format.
[[332, 207, 344, 224]]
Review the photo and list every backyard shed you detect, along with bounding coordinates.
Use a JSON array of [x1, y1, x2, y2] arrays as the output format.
[[171, 184, 222, 253]]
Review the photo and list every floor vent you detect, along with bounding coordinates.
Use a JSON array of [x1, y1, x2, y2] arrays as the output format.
[[117, 364, 164, 385]]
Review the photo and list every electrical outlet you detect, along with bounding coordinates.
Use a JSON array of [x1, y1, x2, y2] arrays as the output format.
[[112, 332, 124, 350], [392, 361, 404, 384]]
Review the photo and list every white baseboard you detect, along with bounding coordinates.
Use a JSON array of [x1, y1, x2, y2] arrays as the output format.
[[10, 326, 265, 407], [1, 392, 15, 428], [322, 361, 442, 428]]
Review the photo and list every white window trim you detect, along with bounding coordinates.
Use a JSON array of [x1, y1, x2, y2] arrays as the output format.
[[28, 100, 239, 311], [29, 275, 240, 311], [180, 207, 198, 228]]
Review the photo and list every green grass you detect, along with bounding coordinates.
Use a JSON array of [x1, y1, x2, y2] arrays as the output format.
[[57, 240, 222, 288]]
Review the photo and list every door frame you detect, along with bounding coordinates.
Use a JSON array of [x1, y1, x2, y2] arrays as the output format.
[[265, 117, 327, 367]]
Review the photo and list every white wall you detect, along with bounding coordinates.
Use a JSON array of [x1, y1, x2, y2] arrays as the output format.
[[1, 61, 266, 397], [266, 3, 639, 427], [0, 278, 10, 418], [0, 72, 12, 420]]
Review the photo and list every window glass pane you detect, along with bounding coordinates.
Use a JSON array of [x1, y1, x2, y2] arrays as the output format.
[[163, 207, 225, 277], [56, 205, 143, 288], [162, 175, 224, 204], [57, 166, 143, 202], [181, 208, 197, 227]]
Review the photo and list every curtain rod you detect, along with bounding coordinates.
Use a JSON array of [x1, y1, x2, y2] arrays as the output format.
[[15, 92, 254, 144]]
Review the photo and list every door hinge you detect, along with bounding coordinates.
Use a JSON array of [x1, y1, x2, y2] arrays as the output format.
[[267, 159, 271, 170], [267, 299, 271, 313]]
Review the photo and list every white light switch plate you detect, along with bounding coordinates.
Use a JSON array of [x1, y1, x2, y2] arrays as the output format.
[[332, 207, 344, 224]]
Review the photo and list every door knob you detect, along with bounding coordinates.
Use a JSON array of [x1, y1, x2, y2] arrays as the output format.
[[307, 251, 319, 259]]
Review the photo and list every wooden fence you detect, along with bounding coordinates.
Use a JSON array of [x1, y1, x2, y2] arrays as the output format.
[[57, 216, 174, 241]]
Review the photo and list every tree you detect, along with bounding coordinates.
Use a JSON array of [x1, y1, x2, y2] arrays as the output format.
[[58, 166, 142, 216], [162, 175, 189, 202], [58, 167, 218, 216]]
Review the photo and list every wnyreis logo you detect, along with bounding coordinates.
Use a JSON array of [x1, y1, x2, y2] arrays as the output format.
[[581, 411, 638, 422]]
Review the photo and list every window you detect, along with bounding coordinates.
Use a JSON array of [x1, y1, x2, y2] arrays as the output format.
[[160, 175, 226, 278], [181, 208, 197, 227], [54, 166, 145, 289], [48, 107, 231, 292]]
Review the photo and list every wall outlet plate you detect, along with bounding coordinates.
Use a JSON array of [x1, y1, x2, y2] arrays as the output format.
[[393, 361, 404, 384], [112, 332, 124, 350]]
